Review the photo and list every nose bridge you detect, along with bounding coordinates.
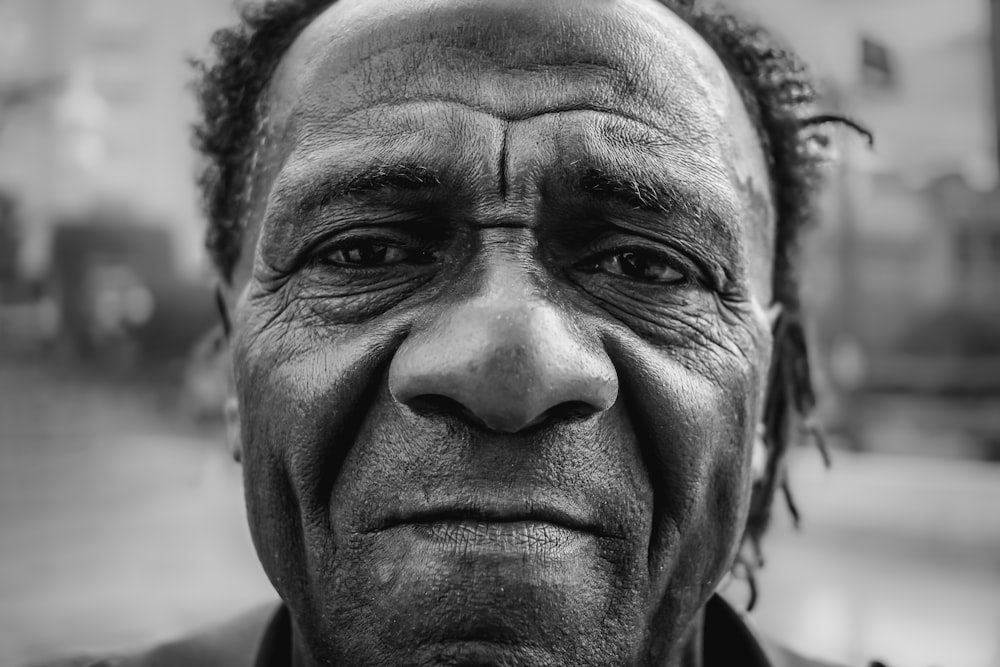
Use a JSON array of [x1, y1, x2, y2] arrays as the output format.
[[388, 258, 618, 433]]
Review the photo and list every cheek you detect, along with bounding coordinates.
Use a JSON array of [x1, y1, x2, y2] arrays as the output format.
[[611, 335, 764, 651], [664, 366, 756, 548], [608, 333, 764, 580], [231, 306, 404, 604]]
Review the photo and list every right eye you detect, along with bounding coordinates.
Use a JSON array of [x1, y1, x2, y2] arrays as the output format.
[[326, 241, 410, 267]]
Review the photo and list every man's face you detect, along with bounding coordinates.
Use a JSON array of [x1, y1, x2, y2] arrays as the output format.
[[230, 0, 775, 664]]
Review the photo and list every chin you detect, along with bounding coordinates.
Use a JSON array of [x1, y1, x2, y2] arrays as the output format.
[[297, 525, 648, 666], [410, 641, 564, 667]]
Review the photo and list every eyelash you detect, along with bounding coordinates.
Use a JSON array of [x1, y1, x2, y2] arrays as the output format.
[[308, 232, 437, 269]]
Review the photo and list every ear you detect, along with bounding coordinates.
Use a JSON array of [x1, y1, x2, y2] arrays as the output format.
[[216, 284, 243, 464]]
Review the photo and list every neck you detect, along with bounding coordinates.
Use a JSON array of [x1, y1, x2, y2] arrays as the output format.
[[654, 607, 705, 667], [289, 620, 315, 667], [290, 633, 311, 667], [676, 611, 705, 667]]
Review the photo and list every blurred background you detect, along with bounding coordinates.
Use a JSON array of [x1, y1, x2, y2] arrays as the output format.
[[0, 0, 998, 665]]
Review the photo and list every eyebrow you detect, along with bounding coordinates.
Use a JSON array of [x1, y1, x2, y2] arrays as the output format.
[[575, 166, 741, 273], [578, 167, 710, 220], [293, 163, 442, 215], [284, 161, 733, 239]]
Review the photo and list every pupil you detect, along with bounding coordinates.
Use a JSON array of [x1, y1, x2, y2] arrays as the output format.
[[347, 243, 387, 265], [621, 251, 648, 278]]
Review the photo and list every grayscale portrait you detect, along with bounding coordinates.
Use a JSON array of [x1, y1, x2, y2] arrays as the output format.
[[4, 1, 998, 666]]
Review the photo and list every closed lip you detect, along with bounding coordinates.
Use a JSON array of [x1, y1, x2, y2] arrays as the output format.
[[377, 501, 602, 536]]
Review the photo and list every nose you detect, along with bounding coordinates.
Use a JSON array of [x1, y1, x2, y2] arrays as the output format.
[[389, 295, 618, 433]]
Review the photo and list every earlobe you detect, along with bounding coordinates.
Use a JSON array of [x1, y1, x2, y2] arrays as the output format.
[[225, 395, 242, 463]]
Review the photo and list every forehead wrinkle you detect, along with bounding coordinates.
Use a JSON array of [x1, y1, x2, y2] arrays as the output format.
[[273, 99, 735, 224], [268, 99, 742, 230], [289, 97, 691, 146], [592, 112, 727, 180], [284, 62, 689, 143], [528, 109, 737, 217]]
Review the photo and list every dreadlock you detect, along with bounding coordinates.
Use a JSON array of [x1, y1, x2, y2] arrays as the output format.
[[192, 0, 870, 608]]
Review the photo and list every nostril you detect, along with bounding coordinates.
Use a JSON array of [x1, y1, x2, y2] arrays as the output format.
[[405, 394, 487, 426], [543, 400, 601, 423], [512, 401, 600, 432]]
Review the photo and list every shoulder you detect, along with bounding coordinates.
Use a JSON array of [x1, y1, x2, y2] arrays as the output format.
[[765, 643, 897, 667], [705, 595, 857, 667], [25, 602, 283, 667], [704, 595, 848, 667]]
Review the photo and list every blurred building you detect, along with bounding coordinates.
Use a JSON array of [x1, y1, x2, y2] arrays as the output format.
[[0, 0, 238, 358], [740, 0, 993, 186], [741, 0, 1000, 403], [0, 0, 236, 281]]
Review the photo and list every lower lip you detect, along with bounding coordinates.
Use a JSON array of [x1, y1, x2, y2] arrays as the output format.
[[406, 519, 586, 554]]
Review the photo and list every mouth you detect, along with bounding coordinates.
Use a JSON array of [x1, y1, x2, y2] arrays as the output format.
[[377, 504, 603, 553]]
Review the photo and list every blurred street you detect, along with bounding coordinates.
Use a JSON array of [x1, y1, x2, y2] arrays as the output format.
[[1, 354, 998, 666], [0, 355, 273, 665], [749, 450, 1000, 667]]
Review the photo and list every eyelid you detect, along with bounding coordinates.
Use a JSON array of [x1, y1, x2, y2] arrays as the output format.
[[576, 236, 699, 278], [306, 229, 440, 272], [292, 206, 444, 248], [305, 224, 429, 256]]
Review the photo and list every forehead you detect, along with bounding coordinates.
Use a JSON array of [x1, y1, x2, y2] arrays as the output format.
[[275, 0, 732, 121], [267, 0, 762, 165]]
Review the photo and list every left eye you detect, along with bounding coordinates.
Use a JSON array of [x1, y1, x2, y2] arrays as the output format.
[[589, 249, 685, 284], [325, 241, 414, 267]]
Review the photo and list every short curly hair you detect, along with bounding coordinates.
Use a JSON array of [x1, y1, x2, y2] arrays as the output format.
[[192, 0, 868, 607]]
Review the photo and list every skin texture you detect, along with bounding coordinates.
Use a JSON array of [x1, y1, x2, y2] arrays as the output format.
[[225, 0, 777, 664]]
